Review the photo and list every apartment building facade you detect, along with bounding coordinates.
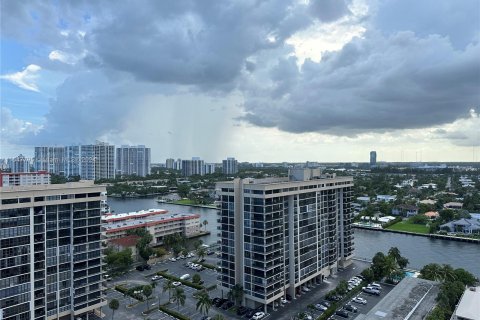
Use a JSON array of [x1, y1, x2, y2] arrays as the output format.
[[0, 181, 106, 320], [222, 157, 238, 175], [216, 169, 354, 311], [115, 145, 151, 177], [0, 171, 51, 187]]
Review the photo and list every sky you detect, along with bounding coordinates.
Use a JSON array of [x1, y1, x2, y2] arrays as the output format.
[[1, 0, 479, 163]]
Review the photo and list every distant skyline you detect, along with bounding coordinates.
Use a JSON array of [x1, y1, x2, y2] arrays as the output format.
[[1, 0, 479, 162]]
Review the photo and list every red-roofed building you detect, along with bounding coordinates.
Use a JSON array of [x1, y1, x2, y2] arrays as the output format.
[[109, 235, 141, 260]]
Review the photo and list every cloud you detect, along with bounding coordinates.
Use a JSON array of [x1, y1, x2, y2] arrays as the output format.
[[0, 64, 42, 92], [241, 31, 480, 135], [431, 109, 480, 146], [48, 50, 85, 65], [0, 107, 43, 140]]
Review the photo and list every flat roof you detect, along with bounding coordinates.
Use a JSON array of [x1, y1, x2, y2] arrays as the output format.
[[103, 212, 200, 233], [0, 180, 99, 192], [455, 287, 480, 320], [359, 277, 439, 320]]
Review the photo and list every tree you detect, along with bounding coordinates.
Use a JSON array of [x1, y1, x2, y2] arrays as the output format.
[[196, 247, 207, 261], [109, 299, 119, 320], [361, 268, 375, 283], [163, 280, 175, 302], [202, 219, 208, 231], [212, 315, 225, 320], [105, 248, 133, 273], [143, 285, 153, 312], [172, 287, 186, 311], [420, 263, 443, 281], [454, 268, 477, 286], [195, 289, 212, 317], [437, 281, 465, 310], [426, 306, 448, 320], [439, 264, 457, 283], [178, 184, 190, 198], [193, 239, 203, 251], [371, 252, 387, 279], [192, 273, 202, 284], [336, 280, 349, 295], [388, 247, 401, 262], [228, 284, 244, 306]]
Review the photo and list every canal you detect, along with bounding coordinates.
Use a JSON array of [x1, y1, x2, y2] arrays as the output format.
[[108, 197, 480, 277]]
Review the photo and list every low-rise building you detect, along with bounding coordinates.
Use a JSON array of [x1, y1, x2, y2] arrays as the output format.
[[440, 218, 480, 234], [392, 204, 419, 217], [424, 211, 439, 219], [419, 199, 437, 205], [452, 286, 480, 320], [444, 202, 463, 210], [357, 196, 370, 203], [103, 212, 201, 244], [109, 235, 141, 261], [0, 170, 51, 186], [377, 194, 397, 202], [356, 277, 440, 320]]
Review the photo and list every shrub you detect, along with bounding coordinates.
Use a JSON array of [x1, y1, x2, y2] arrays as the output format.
[[158, 304, 190, 320], [157, 271, 203, 290]]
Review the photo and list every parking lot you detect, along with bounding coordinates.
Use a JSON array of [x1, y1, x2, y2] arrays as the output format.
[[103, 255, 382, 320]]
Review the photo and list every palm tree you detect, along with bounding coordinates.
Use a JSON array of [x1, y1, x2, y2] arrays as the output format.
[[163, 280, 175, 302], [228, 284, 244, 306], [195, 289, 212, 317], [197, 247, 206, 262], [383, 256, 398, 281], [440, 264, 457, 282], [202, 219, 208, 231], [172, 287, 186, 311], [420, 263, 443, 281], [109, 299, 119, 320], [143, 285, 153, 312]]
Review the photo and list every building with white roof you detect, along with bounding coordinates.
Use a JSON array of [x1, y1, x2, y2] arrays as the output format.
[[452, 286, 480, 320]]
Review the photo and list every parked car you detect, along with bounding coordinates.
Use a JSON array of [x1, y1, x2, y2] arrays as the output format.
[[286, 294, 292, 301], [315, 304, 328, 311], [180, 274, 191, 280], [136, 265, 145, 271], [221, 300, 234, 310], [356, 275, 365, 280], [281, 297, 288, 304], [301, 286, 310, 292], [211, 297, 221, 306], [363, 287, 380, 295], [369, 283, 382, 290], [335, 309, 349, 318], [172, 282, 182, 287], [351, 297, 367, 305], [169, 257, 176, 262], [343, 304, 358, 313], [245, 309, 257, 318], [151, 275, 161, 281], [321, 301, 331, 308], [214, 298, 227, 307], [200, 317, 211, 320], [207, 250, 215, 255], [237, 306, 249, 316], [251, 311, 265, 320]]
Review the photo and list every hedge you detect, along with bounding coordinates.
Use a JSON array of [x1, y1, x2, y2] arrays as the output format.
[[382, 217, 402, 229], [316, 281, 366, 320], [115, 285, 145, 302], [196, 261, 216, 270], [157, 271, 204, 290], [158, 305, 191, 320]]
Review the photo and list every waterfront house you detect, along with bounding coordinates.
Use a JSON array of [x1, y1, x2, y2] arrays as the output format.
[[392, 204, 419, 217], [440, 218, 480, 234], [443, 202, 463, 210], [377, 194, 397, 202], [424, 211, 440, 220], [109, 235, 141, 260]]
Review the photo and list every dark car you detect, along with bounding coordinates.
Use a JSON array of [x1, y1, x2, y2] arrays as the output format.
[[335, 309, 350, 318], [245, 309, 257, 318], [221, 301, 234, 310], [343, 304, 358, 313], [216, 298, 228, 308], [286, 294, 292, 301], [356, 275, 365, 280], [237, 306, 248, 316], [211, 297, 221, 306], [144, 264, 151, 270], [135, 265, 145, 271]]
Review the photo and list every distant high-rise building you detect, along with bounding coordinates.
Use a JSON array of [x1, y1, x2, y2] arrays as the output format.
[[0, 180, 106, 319], [222, 157, 238, 175], [10, 154, 31, 173], [181, 157, 205, 176], [94, 141, 115, 180], [34, 146, 65, 174], [370, 151, 377, 167], [116, 145, 151, 177], [204, 163, 216, 174], [216, 168, 354, 311], [174, 158, 182, 170], [165, 158, 175, 169]]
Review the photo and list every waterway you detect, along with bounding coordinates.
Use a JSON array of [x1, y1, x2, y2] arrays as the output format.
[[107, 197, 480, 277]]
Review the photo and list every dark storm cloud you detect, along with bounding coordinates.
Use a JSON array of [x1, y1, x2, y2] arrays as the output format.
[[241, 31, 480, 135]]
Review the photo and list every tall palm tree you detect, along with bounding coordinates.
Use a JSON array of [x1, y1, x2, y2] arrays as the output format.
[[420, 263, 443, 281], [197, 247, 206, 262], [171, 287, 186, 311], [143, 285, 152, 312], [440, 264, 457, 282], [383, 256, 398, 281], [195, 289, 212, 317], [163, 280, 175, 302], [228, 284, 244, 306], [109, 299, 119, 320], [203, 219, 208, 231]]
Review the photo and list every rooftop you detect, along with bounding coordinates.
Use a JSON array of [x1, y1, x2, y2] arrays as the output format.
[[359, 277, 439, 320], [0, 180, 103, 192], [101, 208, 168, 222], [103, 212, 200, 233], [109, 235, 141, 247], [454, 287, 480, 320]]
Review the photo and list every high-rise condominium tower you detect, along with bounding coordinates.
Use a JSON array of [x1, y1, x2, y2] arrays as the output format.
[[216, 168, 354, 312], [115, 145, 151, 177], [222, 157, 238, 175], [0, 181, 106, 320]]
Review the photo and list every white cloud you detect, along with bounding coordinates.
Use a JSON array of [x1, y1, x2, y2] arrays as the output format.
[[0, 107, 43, 140], [0, 64, 42, 92], [48, 50, 86, 65]]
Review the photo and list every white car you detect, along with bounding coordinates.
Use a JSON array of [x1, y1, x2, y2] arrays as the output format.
[[281, 297, 288, 304], [251, 311, 265, 320], [369, 283, 382, 290], [315, 304, 327, 311], [151, 275, 161, 281], [352, 297, 367, 304], [172, 282, 182, 287], [169, 257, 176, 262], [301, 286, 310, 292]]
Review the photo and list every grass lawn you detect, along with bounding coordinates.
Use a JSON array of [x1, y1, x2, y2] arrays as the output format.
[[387, 220, 429, 234], [173, 199, 196, 205]]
